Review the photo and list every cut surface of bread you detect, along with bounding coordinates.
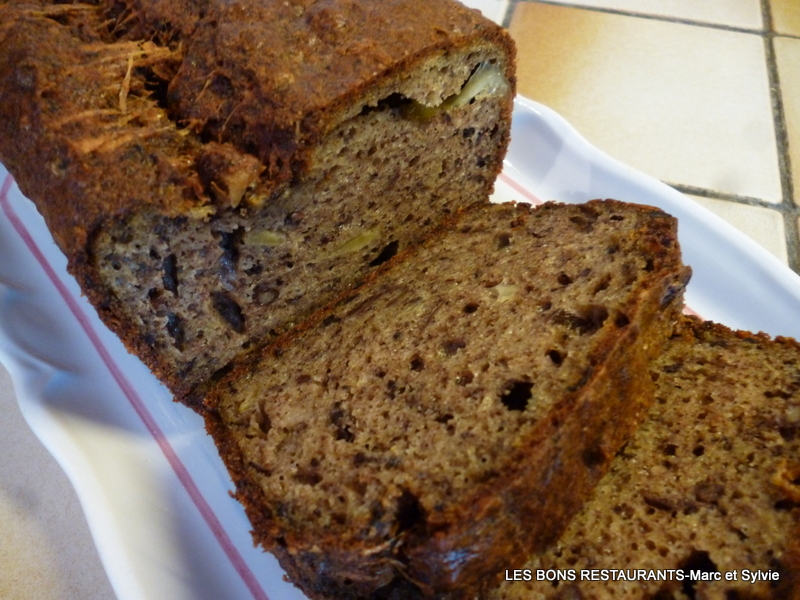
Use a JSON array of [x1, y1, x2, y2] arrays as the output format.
[[0, 0, 515, 403], [205, 200, 692, 599], [488, 317, 800, 600]]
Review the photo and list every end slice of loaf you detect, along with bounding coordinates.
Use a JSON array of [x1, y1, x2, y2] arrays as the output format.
[[489, 317, 800, 600], [0, 0, 515, 404], [204, 199, 692, 599]]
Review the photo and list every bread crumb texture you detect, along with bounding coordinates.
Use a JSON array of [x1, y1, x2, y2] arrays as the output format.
[[489, 318, 800, 600], [207, 200, 691, 598], [0, 0, 516, 401]]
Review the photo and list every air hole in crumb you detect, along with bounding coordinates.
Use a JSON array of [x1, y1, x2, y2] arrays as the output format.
[[395, 489, 425, 533], [463, 303, 479, 314], [615, 313, 631, 327], [775, 499, 800, 511], [547, 349, 564, 365], [217, 228, 243, 278], [293, 467, 322, 486], [255, 408, 272, 436], [582, 445, 605, 468], [500, 380, 533, 411], [663, 444, 678, 456], [442, 339, 466, 356], [211, 291, 245, 333], [779, 426, 798, 442], [557, 272, 572, 286], [693, 445, 705, 457], [496, 232, 511, 249], [680, 551, 718, 599], [166, 313, 185, 350], [162, 253, 179, 295], [410, 356, 425, 371], [553, 305, 609, 335], [330, 403, 356, 442], [322, 314, 342, 327], [369, 240, 399, 267], [645, 258, 655, 272]]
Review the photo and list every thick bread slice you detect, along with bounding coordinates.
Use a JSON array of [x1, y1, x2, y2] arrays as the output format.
[[488, 317, 800, 600], [0, 0, 515, 404], [204, 200, 691, 599]]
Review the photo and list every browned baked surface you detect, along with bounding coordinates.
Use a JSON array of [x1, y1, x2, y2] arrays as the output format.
[[0, 0, 515, 404], [204, 199, 691, 599], [489, 317, 800, 600]]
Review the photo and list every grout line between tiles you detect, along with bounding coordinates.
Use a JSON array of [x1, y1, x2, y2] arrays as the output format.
[[502, 0, 519, 28], [509, 0, 765, 35], [504, 0, 800, 274], [665, 183, 781, 208], [761, 0, 800, 274], [662, 183, 800, 273]]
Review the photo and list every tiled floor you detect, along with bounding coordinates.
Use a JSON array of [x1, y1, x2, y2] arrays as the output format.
[[466, 0, 800, 273]]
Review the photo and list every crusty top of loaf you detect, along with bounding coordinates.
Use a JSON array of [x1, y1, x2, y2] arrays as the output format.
[[0, 0, 514, 264], [135, 0, 512, 144]]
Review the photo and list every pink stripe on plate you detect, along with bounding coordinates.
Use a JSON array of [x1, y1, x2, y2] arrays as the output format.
[[0, 174, 270, 600], [498, 171, 544, 205], [0, 168, 703, 600]]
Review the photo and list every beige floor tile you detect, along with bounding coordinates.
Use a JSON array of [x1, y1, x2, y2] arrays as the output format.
[[539, 0, 762, 30], [770, 0, 800, 36], [775, 36, 800, 207], [688, 195, 788, 264], [510, 3, 782, 203]]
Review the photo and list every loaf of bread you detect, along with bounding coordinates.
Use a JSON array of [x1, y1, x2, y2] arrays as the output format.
[[204, 200, 692, 599], [489, 317, 800, 600], [0, 0, 515, 404]]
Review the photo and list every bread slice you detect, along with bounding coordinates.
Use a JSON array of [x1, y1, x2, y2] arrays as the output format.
[[204, 200, 692, 599], [0, 0, 515, 404], [489, 317, 800, 600]]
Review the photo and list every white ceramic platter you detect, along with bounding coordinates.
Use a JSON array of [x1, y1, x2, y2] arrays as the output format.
[[1, 97, 800, 600]]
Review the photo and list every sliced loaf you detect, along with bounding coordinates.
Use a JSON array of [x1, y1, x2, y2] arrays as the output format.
[[488, 317, 800, 600], [204, 199, 691, 599], [0, 0, 515, 404]]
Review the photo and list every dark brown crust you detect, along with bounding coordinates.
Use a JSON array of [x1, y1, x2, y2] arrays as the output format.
[[0, 0, 514, 261], [0, 0, 515, 404], [203, 200, 692, 599], [485, 315, 800, 600]]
